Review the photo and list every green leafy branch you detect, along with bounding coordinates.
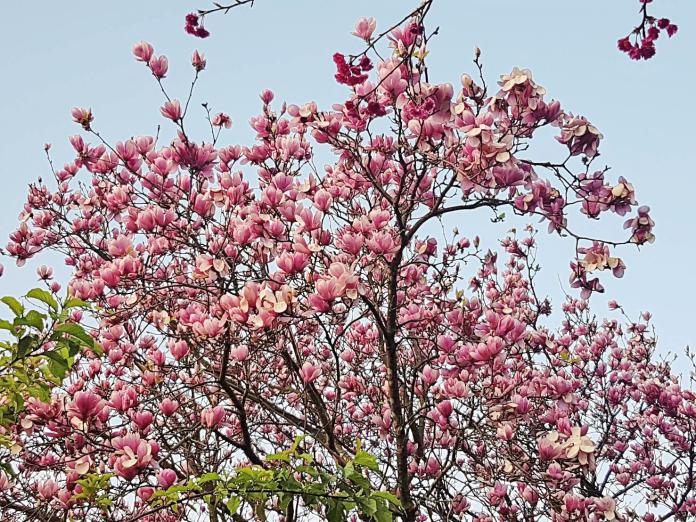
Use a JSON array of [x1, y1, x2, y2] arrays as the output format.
[[0, 288, 98, 428]]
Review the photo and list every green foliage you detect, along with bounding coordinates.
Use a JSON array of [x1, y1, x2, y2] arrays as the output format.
[[72, 473, 115, 510], [0, 288, 96, 427], [148, 437, 401, 521]]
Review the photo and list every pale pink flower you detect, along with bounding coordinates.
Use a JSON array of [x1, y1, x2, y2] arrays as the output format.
[[421, 365, 439, 385], [564, 426, 595, 466], [299, 361, 321, 383], [201, 406, 226, 428], [36, 265, 53, 280], [160, 100, 182, 121], [352, 17, 377, 41], [132, 41, 154, 63], [212, 112, 232, 128], [149, 55, 169, 79], [111, 433, 158, 480], [230, 346, 249, 361], [71, 107, 93, 130], [595, 497, 617, 520], [159, 398, 179, 416], [169, 340, 189, 361], [191, 50, 206, 71], [313, 189, 333, 212]]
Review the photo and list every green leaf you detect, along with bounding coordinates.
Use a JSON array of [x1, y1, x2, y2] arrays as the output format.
[[16, 335, 36, 359], [44, 351, 70, 380], [326, 500, 346, 522], [289, 435, 305, 453], [0, 319, 15, 332], [373, 500, 393, 522], [67, 341, 81, 358], [1, 297, 24, 316], [54, 323, 94, 348], [371, 491, 401, 507], [64, 298, 90, 309], [198, 472, 220, 484], [24, 310, 45, 330], [266, 450, 291, 463], [343, 461, 356, 479], [97, 497, 113, 507], [353, 451, 379, 471], [358, 497, 378, 516], [26, 288, 59, 311], [225, 496, 241, 514]]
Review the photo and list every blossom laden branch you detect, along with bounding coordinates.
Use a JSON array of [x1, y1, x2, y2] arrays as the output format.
[[185, 0, 256, 38], [618, 0, 678, 60]]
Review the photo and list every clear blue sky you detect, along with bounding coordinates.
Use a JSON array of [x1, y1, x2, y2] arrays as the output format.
[[0, 1, 694, 354]]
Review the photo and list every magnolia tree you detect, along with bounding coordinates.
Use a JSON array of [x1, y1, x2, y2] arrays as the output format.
[[2, 2, 695, 521]]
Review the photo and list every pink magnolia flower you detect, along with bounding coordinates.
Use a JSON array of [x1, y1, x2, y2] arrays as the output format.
[[109, 388, 138, 412], [538, 435, 565, 461], [37, 479, 59, 500], [132, 41, 154, 63], [158, 468, 177, 489], [132, 411, 154, 431], [260, 89, 274, 104], [201, 406, 226, 428], [111, 433, 159, 480], [421, 365, 439, 386], [276, 252, 309, 274], [72, 455, 92, 476], [160, 100, 182, 121], [425, 456, 441, 476], [436, 400, 453, 418], [169, 340, 189, 361], [352, 17, 377, 41], [137, 487, 155, 502], [36, 265, 53, 280], [71, 107, 93, 130], [192, 317, 226, 338], [191, 50, 206, 71], [149, 55, 169, 79], [230, 346, 249, 362], [299, 361, 321, 383], [159, 398, 179, 416], [563, 426, 595, 466], [212, 112, 232, 128], [313, 189, 333, 212], [595, 496, 617, 521], [67, 391, 107, 429]]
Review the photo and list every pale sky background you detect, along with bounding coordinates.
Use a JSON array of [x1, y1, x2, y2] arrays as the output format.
[[0, 1, 694, 358]]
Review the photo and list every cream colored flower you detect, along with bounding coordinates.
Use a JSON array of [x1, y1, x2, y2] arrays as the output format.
[[564, 426, 595, 465]]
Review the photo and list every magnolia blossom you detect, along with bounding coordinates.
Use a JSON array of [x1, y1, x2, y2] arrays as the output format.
[[352, 16, 377, 41], [111, 434, 158, 480], [299, 361, 321, 383]]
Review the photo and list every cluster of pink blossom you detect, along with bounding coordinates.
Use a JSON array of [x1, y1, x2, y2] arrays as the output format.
[[185, 12, 210, 38], [1, 10, 692, 522], [618, 0, 678, 60]]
